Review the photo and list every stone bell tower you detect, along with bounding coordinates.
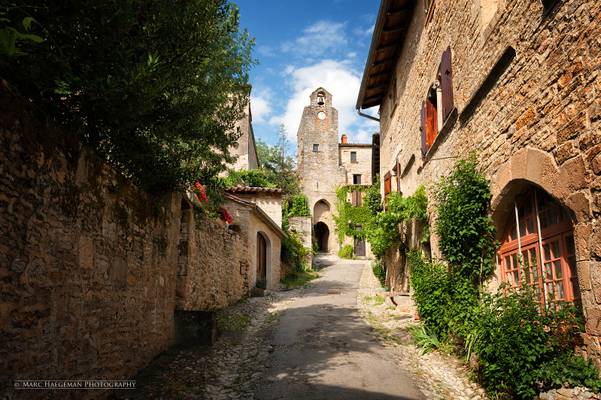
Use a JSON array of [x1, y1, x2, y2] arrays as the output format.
[[296, 87, 344, 254]]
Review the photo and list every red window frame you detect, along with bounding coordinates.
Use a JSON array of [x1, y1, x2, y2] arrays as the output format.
[[498, 189, 577, 305]]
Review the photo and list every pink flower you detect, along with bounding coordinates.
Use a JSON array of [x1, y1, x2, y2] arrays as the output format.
[[194, 180, 208, 203]]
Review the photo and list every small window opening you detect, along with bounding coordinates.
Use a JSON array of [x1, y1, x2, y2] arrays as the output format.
[[350, 151, 357, 163], [317, 92, 325, 106], [313, 144, 319, 152], [353, 174, 362, 185]]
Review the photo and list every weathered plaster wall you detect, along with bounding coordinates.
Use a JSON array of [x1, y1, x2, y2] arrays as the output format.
[[376, 0, 600, 364], [226, 199, 282, 291], [230, 192, 283, 228]]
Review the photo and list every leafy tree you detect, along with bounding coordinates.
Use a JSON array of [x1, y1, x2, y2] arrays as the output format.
[[0, 1, 254, 192], [255, 125, 299, 197]]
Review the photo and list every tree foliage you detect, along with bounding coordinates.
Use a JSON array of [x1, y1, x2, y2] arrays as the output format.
[[0, 1, 254, 192], [255, 125, 299, 197]]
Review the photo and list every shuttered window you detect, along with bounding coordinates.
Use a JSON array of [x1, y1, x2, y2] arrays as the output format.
[[384, 173, 392, 197], [421, 47, 454, 158]]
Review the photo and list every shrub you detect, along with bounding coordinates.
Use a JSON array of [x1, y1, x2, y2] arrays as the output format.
[[286, 194, 311, 217], [408, 250, 453, 339], [372, 260, 386, 287], [223, 169, 277, 188], [408, 157, 600, 399], [434, 156, 497, 283], [473, 287, 589, 399], [365, 188, 428, 258], [338, 244, 354, 259], [535, 353, 601, 394], [282, 232, 311, 273]]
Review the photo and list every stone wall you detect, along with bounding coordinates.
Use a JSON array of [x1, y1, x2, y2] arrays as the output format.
[[228, 101, 258, 171], [375, 0, 601, 364], [0, 94, 180, 399], [289, 216, 313, 267], [176, 206, 250, 310], [0, 89, 259, 398]]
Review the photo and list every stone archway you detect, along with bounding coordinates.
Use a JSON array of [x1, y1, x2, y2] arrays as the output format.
[[256, 232, 270, 289], [489, 147, 601, 360], [313, 199, 331, 222], [314, 222, 329, 253]]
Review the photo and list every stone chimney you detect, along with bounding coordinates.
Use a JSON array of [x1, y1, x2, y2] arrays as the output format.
[[341, 134, 348, 144]]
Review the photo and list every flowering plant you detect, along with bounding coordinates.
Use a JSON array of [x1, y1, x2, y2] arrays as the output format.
[[220, 207, 233, 224], [194, 180, 208, 203]]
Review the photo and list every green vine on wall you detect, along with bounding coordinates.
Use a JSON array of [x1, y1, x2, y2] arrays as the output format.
[[365, 186, 429, 258], [333, 184, 375, 244]]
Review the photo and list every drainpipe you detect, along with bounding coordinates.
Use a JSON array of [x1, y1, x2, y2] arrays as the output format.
[[357, 108, 380, 122]]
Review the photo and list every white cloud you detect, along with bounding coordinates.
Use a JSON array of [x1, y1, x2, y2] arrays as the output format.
[[272, 59, 378, 142], [281, 20, 348, 58], [250, 88, 272, 124]]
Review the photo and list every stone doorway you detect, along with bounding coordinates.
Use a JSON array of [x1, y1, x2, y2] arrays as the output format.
[[256, 232, 269, 289], [314, 222, 329, 253]]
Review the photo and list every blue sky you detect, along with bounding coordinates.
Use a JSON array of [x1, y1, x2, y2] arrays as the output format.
[[235, 0, 380, 150]]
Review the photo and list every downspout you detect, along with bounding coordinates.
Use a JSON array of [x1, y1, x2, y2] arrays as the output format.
[[357, 108, 380, 122]]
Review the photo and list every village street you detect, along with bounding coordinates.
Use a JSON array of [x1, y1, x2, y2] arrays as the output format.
[[119, 257, 484, 400]]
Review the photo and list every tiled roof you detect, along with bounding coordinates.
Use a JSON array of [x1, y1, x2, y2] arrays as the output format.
[[225, 186, 283, 194]]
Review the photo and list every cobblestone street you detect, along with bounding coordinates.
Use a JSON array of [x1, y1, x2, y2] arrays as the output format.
[[117, 256, 486, 400]]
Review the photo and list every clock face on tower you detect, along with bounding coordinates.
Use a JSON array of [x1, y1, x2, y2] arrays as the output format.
[[317, 111, 326, 120]]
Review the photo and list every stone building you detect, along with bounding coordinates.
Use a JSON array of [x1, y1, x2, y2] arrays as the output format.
[[357, 0, 601, 363], [296, 88, 373, 256], [228, 94, 259, 171]]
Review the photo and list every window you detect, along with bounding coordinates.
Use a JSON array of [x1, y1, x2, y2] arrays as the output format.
[[498, 188, 579, 306], [384, 173, 391, 197], [313, 144, 319, 152], [350, 151, 357, 163], [353, 174, 362, 185], [421, 47, 454, 157]]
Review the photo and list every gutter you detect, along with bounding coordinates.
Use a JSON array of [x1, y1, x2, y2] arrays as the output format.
[[357, 108, 380, 122]]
